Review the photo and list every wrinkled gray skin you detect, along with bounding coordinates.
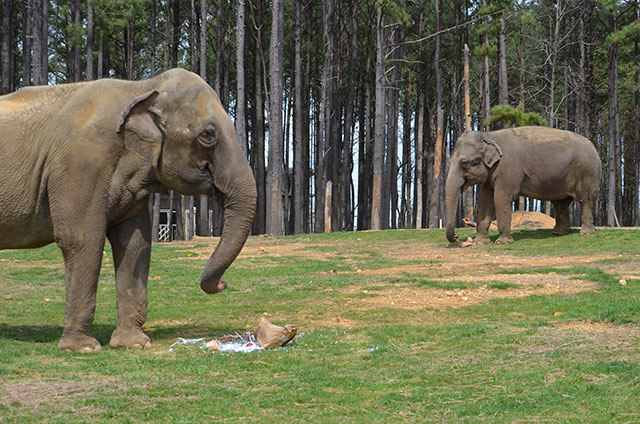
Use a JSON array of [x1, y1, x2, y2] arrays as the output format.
[[0, 69, 257, 352], [445, 127, 600, 245]]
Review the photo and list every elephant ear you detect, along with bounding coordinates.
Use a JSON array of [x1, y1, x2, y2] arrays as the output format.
[[117, 90, 164, 167], [482, 137, 502, 168]]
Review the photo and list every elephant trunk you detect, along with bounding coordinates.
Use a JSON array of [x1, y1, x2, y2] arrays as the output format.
[[445, 164, 464, 243], [200, 147, 257, 294]]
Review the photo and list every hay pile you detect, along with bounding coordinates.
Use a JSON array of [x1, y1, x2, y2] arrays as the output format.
[[490, 211, 556, 230]]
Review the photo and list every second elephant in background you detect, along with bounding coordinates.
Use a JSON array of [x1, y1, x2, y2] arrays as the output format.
[[445, 127, 601, 244]]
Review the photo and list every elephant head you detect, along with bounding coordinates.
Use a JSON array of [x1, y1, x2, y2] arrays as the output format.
[[118, 68, 257, 293], [445, 132, 502, 242]]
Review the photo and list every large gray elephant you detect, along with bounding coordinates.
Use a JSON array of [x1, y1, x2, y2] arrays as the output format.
[[445, 127, 600, 244], [0, 69, 256, 352]]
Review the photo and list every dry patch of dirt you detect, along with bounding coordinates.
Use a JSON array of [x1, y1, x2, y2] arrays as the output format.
[[180, 236, 332, 261], [338, 272, 597, 311], [178, 232, 633, 315], [1, 377, 119, 408], [521, 322, 640, 357]]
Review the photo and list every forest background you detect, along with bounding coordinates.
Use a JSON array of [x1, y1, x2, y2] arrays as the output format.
[[1, 0, 639, 238]]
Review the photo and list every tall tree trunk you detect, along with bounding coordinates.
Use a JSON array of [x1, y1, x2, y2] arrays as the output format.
[[400, 100, 411, 229], [267, 0, 284, 235], [519, 0, 525, 107], [31, 0, 42, 85], [634, 7, 640, 226], [577, 6, 587, 136], [251, 0, 266, 235], [215, 0, 223, 94], [22, 0, 32, 86], [150, 0, 156, 76], [607, 40, 619, 226], [293, 0, 305, 234], [430, 0, 443, 228], [498, 9, 508, 106], [71, 0, 81, 81], [236, 0, 248, 157], [198, 0, 209, 236], [86, 0, 94, 80], [190, 0, 196, 71], [200, 0, 207, 79], [172, 0, 180, 68], [1, 0, 14, 94], [97, 37, 103, 78], [164, 0, 171, 71], [371, 7, 385, 230], [174, 193, 185, 240], [125, 20, 134, 79], [40, 0, 47, 83], [341, 0, 358, 231], [481, 0, 490, 127], [149, 0, 160, 241], [415, 11, 425, 229], [386, 25, 401, 230]]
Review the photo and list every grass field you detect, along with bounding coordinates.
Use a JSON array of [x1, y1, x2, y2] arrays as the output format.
[[1, 228, 640, 423]]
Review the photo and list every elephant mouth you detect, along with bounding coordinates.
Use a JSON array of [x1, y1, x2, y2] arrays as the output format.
[[202, 162, 215, 188]]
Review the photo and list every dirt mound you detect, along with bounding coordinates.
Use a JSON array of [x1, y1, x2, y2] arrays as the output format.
[[491, 211, 555, 230]]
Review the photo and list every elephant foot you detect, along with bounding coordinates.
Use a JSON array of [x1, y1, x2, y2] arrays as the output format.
[[495, 235, 514, 244], [58, 333, 102, 353], [110, 327, 152, 350], [552, 227, 571, 235], [580, 227, 596, 235], [475, 235, 491, 245]]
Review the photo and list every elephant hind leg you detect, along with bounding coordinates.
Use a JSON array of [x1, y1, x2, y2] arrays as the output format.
[[552, 198, 573, 235], [579, 198, 596, 235]]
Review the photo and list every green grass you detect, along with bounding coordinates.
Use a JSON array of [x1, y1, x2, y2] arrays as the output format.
[[1, 228, 640, 422]]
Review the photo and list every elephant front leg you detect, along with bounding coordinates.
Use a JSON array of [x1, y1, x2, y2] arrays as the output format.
[[493, 188, 514, 244], [57, 233, 106, 352], [107, 209, 153, 350], [475, 185, 495, 244]]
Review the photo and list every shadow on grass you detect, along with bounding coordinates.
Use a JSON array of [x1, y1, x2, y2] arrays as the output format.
[[0, 324, 242, 346]]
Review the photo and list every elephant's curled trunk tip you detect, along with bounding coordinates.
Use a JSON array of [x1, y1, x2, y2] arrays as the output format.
[[200, 278, 227, 294], [446, 228, 458, 243]]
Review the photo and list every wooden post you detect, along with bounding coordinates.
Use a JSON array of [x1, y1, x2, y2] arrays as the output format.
[[324, 181, 332, 233]]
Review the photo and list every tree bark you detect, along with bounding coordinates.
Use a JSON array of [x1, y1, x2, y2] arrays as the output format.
[[607, 40, 619, 227], [164, 0, 171, 71], [251, 0, 266, 235], [71, 0, 81, 81], [266, 0, 284, 235], [172, 0, 180, 68], [430, 0, 443, 229], [22, 0, 32, 86], [86, 0, 94, 80], [498, 9, 508, 106], [236, 0, 248, 157], [1, 0, 14, 94], [371, 6, 385, 230], [341, 0, 358, 231], [31, 0, 43, 85], [197, 0, 209, 236], [293, 0, 305, 234], [481, 0, 491, 127], [200, 0, 207, 79]]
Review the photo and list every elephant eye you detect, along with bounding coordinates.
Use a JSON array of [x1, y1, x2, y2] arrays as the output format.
[[471, 157, 482, 166], [198, 126, 218, 148]]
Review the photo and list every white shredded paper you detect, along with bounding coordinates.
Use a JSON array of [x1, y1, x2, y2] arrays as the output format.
[[169, 332, 264, 353]]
